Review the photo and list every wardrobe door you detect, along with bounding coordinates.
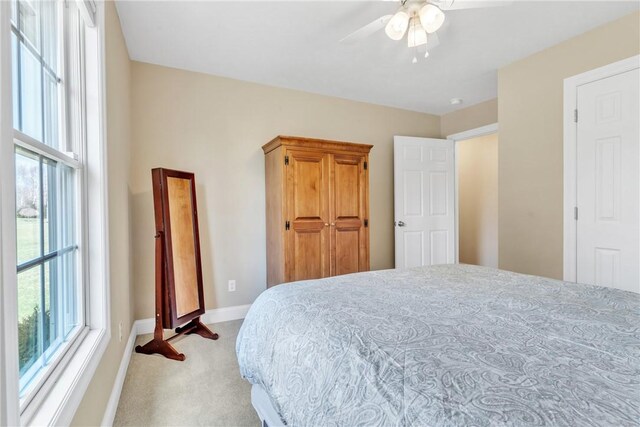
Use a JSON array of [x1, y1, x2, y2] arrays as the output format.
[[285, 150, 331, 282], [331, 153, 369, 276]]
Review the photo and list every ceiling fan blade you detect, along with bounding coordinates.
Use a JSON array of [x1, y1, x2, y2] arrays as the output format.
[[432, 0, 513, 10], [340, 15, 393, 44]]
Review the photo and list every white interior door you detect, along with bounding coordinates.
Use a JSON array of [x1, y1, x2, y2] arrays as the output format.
[[394, 136, 455, 269], [576, 68, 639, 293]]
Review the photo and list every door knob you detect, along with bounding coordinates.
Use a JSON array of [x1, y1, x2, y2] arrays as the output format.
[[325, 223, 329, 226], [397, 221, 406, 227]]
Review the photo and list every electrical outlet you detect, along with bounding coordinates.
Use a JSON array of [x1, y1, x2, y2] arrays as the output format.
[[118, 321, 123, 342], [228, 279, 236, 292]]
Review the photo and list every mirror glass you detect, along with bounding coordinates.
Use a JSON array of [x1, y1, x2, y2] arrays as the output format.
[[166, 176, 200, 317]]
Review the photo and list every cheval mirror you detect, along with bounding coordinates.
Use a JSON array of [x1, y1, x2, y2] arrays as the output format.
[[135, 168, 218, 361]]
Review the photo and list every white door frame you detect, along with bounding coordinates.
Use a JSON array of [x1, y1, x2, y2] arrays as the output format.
[[563, 55, 640, 282], [447, 123, 499, 263]]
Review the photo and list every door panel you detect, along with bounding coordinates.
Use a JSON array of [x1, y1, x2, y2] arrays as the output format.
[[430, 230, 449, 265], [404, 231, 424, 268], [334, 228, 360, 275], [285, 150, 330, 281], [576, 68, 639, 293], [429, 172, 448, 215], [331, 154, 369, 275], [404, 171, 423, 216], [294, 158, 324, 219], [334, 159, 360, 219], [293, 230, 323, 281], [394, 137, 455, 269]]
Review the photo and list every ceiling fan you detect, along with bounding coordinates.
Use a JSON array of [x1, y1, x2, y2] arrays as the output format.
[[340, 0, 511, 63]]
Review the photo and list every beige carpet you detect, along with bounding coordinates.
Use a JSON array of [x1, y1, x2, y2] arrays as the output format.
[[113, 320, 260, 426]]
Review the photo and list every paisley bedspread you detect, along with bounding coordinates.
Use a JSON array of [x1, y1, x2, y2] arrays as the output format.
[[236, 264, 640, 426]]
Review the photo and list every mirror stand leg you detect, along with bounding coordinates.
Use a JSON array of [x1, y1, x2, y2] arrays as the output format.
[[176, 317, 219, 340], [135, 338, 186, 361], [135, 316, 186, 361]]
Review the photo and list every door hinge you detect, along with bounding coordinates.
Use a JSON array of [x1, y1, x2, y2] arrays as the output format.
[[284, 155, 289, 166], [364, 219, 368, 227], [574, 109, 578, 123], [364, 161, 368, 170], [574, 207, 578, 221], [285, 220, 290, 230]]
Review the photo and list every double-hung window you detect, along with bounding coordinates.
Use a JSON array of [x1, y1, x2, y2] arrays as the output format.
[[2, 0, 107, 423], [11, 0, 84, 404]]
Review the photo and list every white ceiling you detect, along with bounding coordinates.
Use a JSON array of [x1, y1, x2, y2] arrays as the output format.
[[115, 1, 639, 115]]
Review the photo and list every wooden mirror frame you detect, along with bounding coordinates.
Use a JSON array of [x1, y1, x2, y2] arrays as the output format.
[[155, 168, 205, 327], [135, 168, 218, 361]]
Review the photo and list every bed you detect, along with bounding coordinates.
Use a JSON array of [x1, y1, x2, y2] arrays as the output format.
[[236, 264, 640, 426]]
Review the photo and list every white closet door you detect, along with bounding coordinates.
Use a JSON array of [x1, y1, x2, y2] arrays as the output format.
[[394, 136, 455, 269], [576, 68, 639, 293]]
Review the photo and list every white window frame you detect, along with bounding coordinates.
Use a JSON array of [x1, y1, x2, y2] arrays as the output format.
[[0, 1, 110, 425]]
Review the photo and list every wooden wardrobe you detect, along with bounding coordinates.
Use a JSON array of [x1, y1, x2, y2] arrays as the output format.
[[263, 136, 373, 287]]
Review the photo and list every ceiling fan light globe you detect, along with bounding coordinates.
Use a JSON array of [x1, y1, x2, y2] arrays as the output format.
[[385, 10, 409, 41], [419, 4, 445, 34], [407, 18, 428, 47]]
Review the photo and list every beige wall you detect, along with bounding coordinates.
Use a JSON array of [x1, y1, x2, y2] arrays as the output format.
[[440, 98, 498, 137], [130, 62, 440, 319], [458, 133, 498, 268], [498, 11, 640, 279], [71, 2, 132, 425], [69, 9, 640, 424]]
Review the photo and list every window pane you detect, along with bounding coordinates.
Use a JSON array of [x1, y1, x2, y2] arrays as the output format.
[[40, 0, 57, 75], [18, 0, 40, 51], [16, 148, 80, 396], [43, 73, 58, 148], [43, 157, 55, 255], [59, 164, 76, 248], [12, 0, 60, 149], [58, 164, 79, 337], [43, 260, 60, 357], [11, 0, 17, 26], [17, 265, 42, 380], [60, 250, 78, 338], [16, 148, 41, 264], [12, 33, 20, 130], [19, 40, 43, 142]]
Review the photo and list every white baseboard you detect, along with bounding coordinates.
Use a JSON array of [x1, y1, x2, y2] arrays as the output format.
[[132, 317, 155, 337], [100, 325, 136, 427], [201, 304, 252, 327], [100, 304, 251, 426]]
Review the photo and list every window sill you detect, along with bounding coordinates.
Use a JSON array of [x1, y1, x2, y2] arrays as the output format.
[[23, 327, 109, 426]]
